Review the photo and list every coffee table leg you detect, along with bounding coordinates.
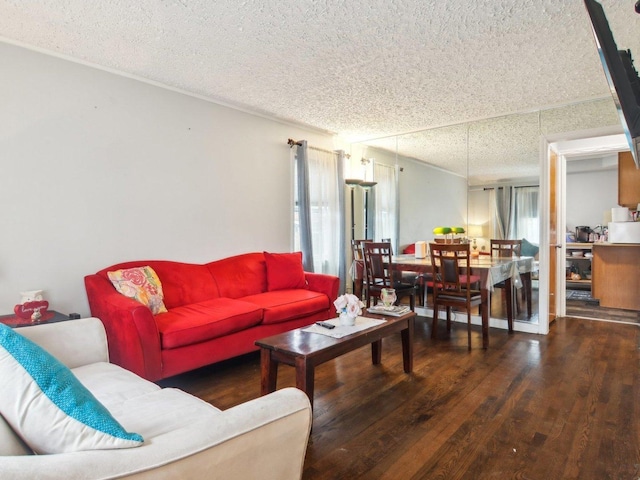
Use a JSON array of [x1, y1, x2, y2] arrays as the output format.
[[260, 348, 278, 396], [371, 339, 382, 365], [401, 317, 414, 373], [295, 357, 315, 409]]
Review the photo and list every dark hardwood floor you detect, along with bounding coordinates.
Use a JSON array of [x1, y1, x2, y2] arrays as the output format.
[[566, 297, 640, 324], [161, 315, 640, 479]]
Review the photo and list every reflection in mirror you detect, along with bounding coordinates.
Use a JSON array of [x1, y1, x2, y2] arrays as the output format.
[[351, 124, 469, 253], [467, 112, 541, 322], [345, 144, 399, 246], [394, 124, 469, 248], [350, 96, 623, 327], [468, 112, 541, 186]]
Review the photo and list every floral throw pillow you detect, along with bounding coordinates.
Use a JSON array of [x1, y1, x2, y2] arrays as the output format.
[[107, 266, 168, 315]]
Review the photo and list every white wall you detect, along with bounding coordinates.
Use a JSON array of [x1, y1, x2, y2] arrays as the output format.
[[397, 158, 467, 249], [468, 188, 491, 251], [0, 42, 336, 315], [566, 168, 618, 232]]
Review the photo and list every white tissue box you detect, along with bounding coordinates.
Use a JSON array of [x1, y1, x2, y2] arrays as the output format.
[[415, 241, 427, 258]]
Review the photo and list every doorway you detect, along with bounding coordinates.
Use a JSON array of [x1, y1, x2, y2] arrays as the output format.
[[548, 131, 640, 325]]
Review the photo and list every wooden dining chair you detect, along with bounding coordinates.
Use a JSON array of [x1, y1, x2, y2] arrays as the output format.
[[490, 239, 522, 258], [362, 242, 416, 310], [350, 239, 370, 300], [414, 271, 431, 308], [490, 239, 523, 314], [429, 242, 486, 349], [415, 241, 479, 309], [379, 239, 426, 307]]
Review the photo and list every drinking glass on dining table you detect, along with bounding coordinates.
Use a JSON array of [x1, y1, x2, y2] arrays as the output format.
[[380, 288, 397, 307]]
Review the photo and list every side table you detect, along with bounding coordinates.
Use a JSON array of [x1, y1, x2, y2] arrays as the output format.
[[0, 311, 78, 328]]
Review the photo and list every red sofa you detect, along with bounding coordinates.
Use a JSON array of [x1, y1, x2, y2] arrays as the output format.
[[84, 252, 339, 381]]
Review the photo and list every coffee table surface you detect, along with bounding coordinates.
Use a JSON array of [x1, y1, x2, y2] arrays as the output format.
[[255, 311, 412, 355]]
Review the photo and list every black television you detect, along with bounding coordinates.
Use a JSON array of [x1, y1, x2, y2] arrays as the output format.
[[584, 0, 640, 168]]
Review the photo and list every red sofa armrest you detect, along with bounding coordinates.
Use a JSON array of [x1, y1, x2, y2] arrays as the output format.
[[84, 274, 163, 381], [305, 272, 339, 315]]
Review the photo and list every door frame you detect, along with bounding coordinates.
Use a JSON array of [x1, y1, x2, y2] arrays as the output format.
[[541, 125, 625, 332], [539, 138, 554, 335]]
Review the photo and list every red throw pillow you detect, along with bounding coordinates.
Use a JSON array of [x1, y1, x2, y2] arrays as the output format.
[[264, 252, 307, 291], [403, 244, 416, 254]]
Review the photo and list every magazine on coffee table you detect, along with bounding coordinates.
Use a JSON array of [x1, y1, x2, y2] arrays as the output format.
[[366, 305, 411, 316], [301, 316, 387, 339]]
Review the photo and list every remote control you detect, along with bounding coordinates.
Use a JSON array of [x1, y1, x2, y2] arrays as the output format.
[[316, 321, 335, 329]]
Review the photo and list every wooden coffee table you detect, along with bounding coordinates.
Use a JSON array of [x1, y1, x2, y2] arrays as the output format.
[[255, 310, 416, 409]]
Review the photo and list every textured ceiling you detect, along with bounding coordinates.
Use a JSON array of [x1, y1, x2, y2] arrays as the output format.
[[1, 0, 638, 184]]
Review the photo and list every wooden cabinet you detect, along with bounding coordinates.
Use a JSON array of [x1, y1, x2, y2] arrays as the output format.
[[566, 243, 592, 290], [618, 151, 640, 208], [592, 244, 640, 311]]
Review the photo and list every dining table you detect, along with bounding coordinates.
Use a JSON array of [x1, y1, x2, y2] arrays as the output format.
[[391, 254, 536, 348]]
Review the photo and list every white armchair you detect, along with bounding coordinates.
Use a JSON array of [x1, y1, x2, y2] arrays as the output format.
[[0, 318, 312, 480]]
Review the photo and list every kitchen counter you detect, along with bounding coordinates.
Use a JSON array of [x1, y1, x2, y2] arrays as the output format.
[[592, 244, 640, 311], [590, 242, 640, 247]]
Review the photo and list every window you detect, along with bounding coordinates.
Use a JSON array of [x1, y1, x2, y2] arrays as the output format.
[[490, 186, 539, 243], [513, 187, 539, 243], [292, 142, 345, 282], [373, 163, 398, 248]]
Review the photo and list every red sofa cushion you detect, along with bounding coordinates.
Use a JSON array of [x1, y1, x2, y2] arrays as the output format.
[[242, 290, 329, 325], [206, 253, 267, 299], [155, 298, 263, 349], [264, 251, 307, 291]]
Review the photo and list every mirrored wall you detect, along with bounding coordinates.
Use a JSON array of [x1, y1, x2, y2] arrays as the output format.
[[348, 97, 621, 324]]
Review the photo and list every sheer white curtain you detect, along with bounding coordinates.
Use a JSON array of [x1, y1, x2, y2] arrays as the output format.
[[293, 143, 345, 284], [490, 187, 514, 240], [489, 189, 504, 240], [513, 187, 539, 242], [490, 186, 539, 242], [373, 163, 398, 249]]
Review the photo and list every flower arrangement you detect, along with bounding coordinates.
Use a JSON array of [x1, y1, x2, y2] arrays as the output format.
[[334, 293, 364, 319]]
